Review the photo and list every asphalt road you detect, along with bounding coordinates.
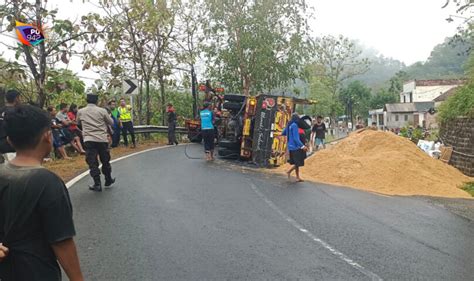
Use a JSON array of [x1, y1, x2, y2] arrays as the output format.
[[67, 144, 474, 280]]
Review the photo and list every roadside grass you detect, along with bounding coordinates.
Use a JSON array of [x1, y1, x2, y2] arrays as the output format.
[[461, 182, 474, 197], [45, 134, 175, 182]]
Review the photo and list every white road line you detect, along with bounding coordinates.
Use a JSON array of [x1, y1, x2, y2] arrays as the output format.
[[249, 182, 383, 281], [66, 145, 183, 189]]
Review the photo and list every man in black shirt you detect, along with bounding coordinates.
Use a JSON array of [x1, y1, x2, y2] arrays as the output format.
[[311, 116, 327, 151], [0, 105, 83, 281], [0, 89, 21, 160]]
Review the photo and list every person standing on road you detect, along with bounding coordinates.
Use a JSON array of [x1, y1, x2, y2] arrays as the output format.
[[167, 103, 178, 146], [77, 94, 115, 192], [108, 100, 121, 148], [0, 89, 21, 163], [200, 102, 215, 161], [0, 105, 84, 281], [311, 116, 327, 152], [118, 98, 136, 148], [283, 113, 308, 182]]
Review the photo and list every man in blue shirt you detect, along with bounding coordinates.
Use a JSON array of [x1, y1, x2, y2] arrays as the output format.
[[200, 102, 215, 161], [282, 113, 308, 182]]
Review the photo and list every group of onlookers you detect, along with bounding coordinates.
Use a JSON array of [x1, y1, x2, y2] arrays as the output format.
[[46, 103, 85, 160], [1, 88, 138, 163]]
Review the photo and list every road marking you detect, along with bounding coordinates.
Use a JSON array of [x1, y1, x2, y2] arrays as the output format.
[[249, 182, 383, 281], [66, 145, 184, 189]]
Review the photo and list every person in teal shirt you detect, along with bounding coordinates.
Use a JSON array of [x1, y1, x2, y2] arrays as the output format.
[[200, 102, 215, 161]]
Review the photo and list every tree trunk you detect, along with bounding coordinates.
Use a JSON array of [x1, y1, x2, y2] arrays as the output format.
[[145, 79, 151, 125], [138, 80, 143, 125], [159, 74, 166, 126], [243, 75, 250, 96], [191, 65, 198, 118]]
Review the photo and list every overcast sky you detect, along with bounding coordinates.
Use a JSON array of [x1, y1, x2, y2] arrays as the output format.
[[0, 0, 463, 83], [310, 0, 459, 64]]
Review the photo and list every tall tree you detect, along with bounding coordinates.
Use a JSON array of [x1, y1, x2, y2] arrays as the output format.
[[311, 35, 370, 98], [173, 0, 204, 118], [310, 35, 370, 125], [0, 0, 98, 106], [203, 0, 310, 96], [82, 0, 177, 125]]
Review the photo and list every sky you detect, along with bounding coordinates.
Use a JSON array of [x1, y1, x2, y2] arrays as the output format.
[[310, 0, 460, 64], [0, 0, 464, 84]]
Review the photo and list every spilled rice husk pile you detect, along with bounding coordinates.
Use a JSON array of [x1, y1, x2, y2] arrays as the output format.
[[279, 130, 473, 198]]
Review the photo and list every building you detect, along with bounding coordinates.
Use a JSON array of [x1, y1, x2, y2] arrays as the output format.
[[383, 102, 434, 129], [368, 79, 464, 129], [433, 87, 458, 108], [368, 108, 384, 129], [399, 79, 463, 103]]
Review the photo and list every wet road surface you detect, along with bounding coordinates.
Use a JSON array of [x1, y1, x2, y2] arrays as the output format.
[[67, 144, 474, 280]]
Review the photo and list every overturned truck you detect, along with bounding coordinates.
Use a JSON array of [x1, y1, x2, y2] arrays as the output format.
[[212, 94, 314, 167]]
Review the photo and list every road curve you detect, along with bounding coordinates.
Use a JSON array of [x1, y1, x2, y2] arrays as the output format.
[[67, 144, 474, 280]]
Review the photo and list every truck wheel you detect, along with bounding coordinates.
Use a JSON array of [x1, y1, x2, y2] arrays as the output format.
[[223, 102, 244, 111], [224, 94, 246, 103], [218, 139, 241, 150], [218, 148, 240, 159], [298, 115, 312, 130]]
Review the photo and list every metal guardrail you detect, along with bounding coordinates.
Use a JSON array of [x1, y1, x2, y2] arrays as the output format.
[[133, 125, 188, 135]]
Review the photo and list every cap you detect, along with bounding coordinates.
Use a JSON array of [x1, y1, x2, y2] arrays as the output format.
[[86, 93, 99, 104], [5, 89, 20, 102]]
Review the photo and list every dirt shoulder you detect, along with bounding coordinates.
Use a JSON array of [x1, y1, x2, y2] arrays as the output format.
[[45, 140, 167, 182], [419, 196, 474, 222]]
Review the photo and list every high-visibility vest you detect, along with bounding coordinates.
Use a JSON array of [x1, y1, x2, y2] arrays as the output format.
[[118, 106, 132, 122]]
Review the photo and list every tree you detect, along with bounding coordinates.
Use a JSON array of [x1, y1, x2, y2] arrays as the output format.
[[311, 35, 370, 97], [388, 70, 409, 96], [369, 88, 398, 110], [0, 0, 99, 107], [438, 81, 474, 121], [340, 81, 371, 126], [309, 35, 370, 126], [203, 0, 310, 96], [173, 0, 204, 118], [82, 0, 177, 125], [45, 69, 85, 107], [404, 37, 470, 79]]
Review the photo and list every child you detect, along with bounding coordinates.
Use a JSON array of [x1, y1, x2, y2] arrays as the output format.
[[0, 105, 83, 281]]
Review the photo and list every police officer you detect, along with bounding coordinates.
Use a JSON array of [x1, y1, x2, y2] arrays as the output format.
[[118, 98, 136, 148], [77, 93, 115, 192]]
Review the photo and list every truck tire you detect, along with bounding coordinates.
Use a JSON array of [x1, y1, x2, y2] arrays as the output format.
[[298, 115, 312, 130], [223, 102, 244, 111], [218, 148, 240, 159], [224, 94, 246, 103], [219, 139, 241, 150]]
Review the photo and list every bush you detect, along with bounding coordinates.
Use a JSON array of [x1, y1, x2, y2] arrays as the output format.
[[438, 82, 474, 122]]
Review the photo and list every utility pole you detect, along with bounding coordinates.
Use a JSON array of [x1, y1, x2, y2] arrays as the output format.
[[191, 65, 198, 118]]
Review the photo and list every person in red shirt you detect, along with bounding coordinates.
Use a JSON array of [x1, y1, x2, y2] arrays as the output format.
[[67, 104, 85, 155]]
